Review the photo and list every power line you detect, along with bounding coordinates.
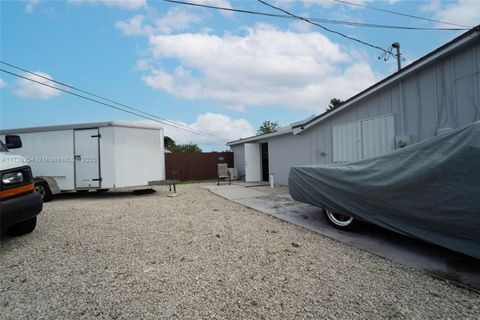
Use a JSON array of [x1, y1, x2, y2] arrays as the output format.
[[333, 0, 471, 29], [0, 67, 229, 142], [164, 0, 467, 31], [0, 62, 229, 142], [0, 61, 226, 142], [257, 0, 389, 54]]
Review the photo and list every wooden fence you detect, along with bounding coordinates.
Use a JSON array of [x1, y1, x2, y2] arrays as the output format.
[[165, 152, 234, 181]]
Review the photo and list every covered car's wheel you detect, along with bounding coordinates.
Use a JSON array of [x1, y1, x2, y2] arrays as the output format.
[[35, 180, 53, 202], [323, 208, 357, 231], [7, 217, 37, 236]]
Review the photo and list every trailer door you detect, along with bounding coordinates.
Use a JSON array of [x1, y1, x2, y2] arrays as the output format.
[[74, 129, 100, 188]]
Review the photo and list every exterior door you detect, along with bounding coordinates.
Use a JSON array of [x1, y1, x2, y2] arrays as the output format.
[[333, 121, 362, 163], [261, 143, 269, 182], [74, 129, 100, 188], [333, 114, 395, 163], [244, 143, 261, 182], [361, 115, 395, 159]]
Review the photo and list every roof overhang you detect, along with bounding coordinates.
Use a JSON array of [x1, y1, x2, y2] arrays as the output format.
[[227, 127, 292, 146], [0, 121, 163, 134]]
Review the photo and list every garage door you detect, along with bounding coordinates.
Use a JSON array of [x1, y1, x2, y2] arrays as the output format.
[[333, 115, 395, 163]]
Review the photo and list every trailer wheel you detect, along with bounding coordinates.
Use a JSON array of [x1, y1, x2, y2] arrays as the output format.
[[8, 217, 37, 236], [323, 208, 357, 231], [96, 189, 109, 192], [35, 180, 53, 202]]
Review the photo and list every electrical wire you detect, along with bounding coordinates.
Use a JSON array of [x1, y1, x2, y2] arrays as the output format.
[[0, 61, 229, 142], [164, 0, 468, 31], [0, 67, 229, 142], [257, 0, 389, 54], [333, 0, 471, 29], [0, 62, 227, 142]]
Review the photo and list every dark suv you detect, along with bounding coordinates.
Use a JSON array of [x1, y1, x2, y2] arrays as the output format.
[[0, 136, 43, 236]]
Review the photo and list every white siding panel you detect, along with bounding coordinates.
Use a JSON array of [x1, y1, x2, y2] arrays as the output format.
[[362, 115, 395, 159], [333, 121, 362, 163], [233, 144, 245, 177]]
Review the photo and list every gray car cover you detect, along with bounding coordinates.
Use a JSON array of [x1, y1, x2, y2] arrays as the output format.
[[289, 121, 480, 258]]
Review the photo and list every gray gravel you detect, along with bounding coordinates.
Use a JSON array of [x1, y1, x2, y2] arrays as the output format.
[[1, 183, 479, 319]]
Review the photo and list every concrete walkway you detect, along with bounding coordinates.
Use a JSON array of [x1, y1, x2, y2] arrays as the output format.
[[204, 184, 480, 291]]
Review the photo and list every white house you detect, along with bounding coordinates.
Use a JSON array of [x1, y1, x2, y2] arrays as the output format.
[[228, 26, 480, 185]]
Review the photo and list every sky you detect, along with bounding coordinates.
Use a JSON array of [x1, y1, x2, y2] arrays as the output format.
[[0, 0, 478, 150]]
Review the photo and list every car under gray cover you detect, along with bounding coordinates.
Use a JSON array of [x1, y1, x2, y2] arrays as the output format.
[[289, 121, 480, 258]]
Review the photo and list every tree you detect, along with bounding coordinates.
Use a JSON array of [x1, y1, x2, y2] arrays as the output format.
[[164, 136, 176, 150], [164, 136, 202, 152], [171, 143, 202, 153], [328, 98, 344, 110], [257, 121, 280, 135]]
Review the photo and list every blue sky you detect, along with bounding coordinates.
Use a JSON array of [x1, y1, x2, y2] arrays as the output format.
[[0, 0, 478, 150]]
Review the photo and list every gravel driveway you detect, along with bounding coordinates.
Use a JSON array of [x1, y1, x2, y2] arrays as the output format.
[[1, 184, 479, 319]]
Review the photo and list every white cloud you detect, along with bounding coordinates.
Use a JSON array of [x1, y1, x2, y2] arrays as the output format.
[[153, 9, 202, 34], [25, 0, 41, 13], [115, 14, 146, 35], [303, 0, 373, 8], [189, 0, 233, 15], [0, 78, 6, 89], [68, 0, 147, 10], [114, 1, 233, 38], [180, 112, 253, 143], [422, 0, 479, 28], [115, 9, 202, 36], [130, 112, 253, 150], [12, 72, 61, 100], [421, 0, 441, 12], [289, 15, 313, 32], [226, 104, 246, 112], [190, 0, 231, 7], [141, 24, 380, 112], [134, 58, 151, 71]]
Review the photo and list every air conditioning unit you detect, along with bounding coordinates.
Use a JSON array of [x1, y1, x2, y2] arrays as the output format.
[[228, 168, 238, 180]]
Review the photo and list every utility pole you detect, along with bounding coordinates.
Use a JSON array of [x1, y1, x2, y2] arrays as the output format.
[[392, 42, 401, 71]]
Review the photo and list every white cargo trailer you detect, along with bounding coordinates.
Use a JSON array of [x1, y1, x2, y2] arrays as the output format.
[[0, 121, 165, 201]]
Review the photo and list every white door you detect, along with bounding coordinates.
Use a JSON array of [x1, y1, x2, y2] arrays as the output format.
[[244, 143, 261, 182], [333, 121, 362, 163], [74, 129, 100, 188], [333, 115, 395, 163], [361, 115, 395, 159]]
